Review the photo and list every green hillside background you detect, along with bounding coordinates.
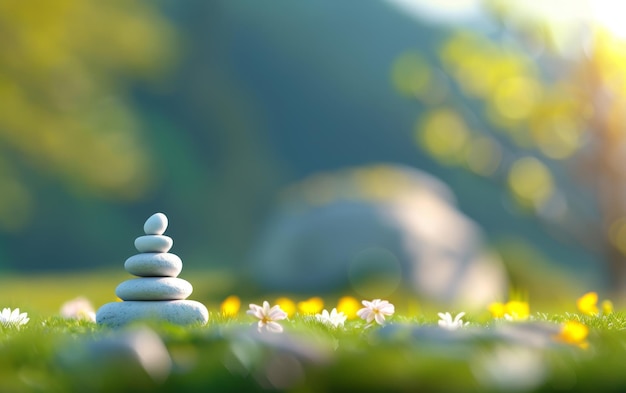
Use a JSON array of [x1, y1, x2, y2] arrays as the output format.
[[0, 0, 614, 311]]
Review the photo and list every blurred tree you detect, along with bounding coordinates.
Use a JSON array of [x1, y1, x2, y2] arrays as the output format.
[[0, 0, 177, 231], [393, 0, 626, 294]]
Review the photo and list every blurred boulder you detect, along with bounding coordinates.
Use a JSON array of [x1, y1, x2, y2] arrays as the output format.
[[248, 164, 508, 309]]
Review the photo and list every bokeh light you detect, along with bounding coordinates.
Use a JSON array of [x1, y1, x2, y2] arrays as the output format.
[[608, 217, 626, 256], [417, 108, 469, 165], [507, 156, 554, 209], [465, 136, 502, 176], [492, 76, 541, 121], [391, 51, 448, 105], [530, 111, 583, 159], [391, 51, 432, 98]]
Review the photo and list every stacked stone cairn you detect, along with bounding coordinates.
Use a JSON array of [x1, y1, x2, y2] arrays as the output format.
[[96, 213, 209, 326]]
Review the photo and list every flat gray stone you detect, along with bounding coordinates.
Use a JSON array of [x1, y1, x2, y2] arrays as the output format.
[[134, 235, 173, 253], [144, 213, 168, 235], [116, 277, 193, 301], [124, 253, 182, 277], [96, 300, 209, 327]]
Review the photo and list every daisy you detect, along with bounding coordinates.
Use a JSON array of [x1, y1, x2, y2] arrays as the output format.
[[0, 308, 29, 327], [247, 301, 288, 333], [60, 297, 96, 322], [438, 312, 469, 330], [316, 308, 347, 328], [357, 299, 395, 326]]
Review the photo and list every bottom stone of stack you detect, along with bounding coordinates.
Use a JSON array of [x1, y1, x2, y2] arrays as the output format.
[[96, 300, 209, 327]]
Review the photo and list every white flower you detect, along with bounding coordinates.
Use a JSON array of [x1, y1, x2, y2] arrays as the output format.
[[356, 299, 395, 326], [315, 308, 347, 328], [60, 296, 96, 322], [247, 301, 288, 333], [438, 312, 469, 330], [0, 308, 29, 327]]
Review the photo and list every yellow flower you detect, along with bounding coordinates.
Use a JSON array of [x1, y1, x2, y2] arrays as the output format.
[[489, 300, 529, 320], [275, 297, 296, 317], [576, 292, 599, 316], [297, 297, 324, 315], [488, 302, 506, 318], [602, 299, 614, 315], [337, 296, 361, 319], [554, 320, 589, 349], [220, 295, 241, 317], [505, 301, 529, 320]]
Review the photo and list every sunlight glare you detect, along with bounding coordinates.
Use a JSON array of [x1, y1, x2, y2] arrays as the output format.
[[591, 0, 626, 40], [385, 0, 481, 24]]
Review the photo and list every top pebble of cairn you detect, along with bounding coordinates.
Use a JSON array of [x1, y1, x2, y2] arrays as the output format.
[[144, 213, 168, 235]]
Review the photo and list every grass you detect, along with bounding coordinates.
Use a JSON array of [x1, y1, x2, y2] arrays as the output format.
[[0, 311, 624, 392], [0, 271, 624, 392], [0, 268, 237, 317]]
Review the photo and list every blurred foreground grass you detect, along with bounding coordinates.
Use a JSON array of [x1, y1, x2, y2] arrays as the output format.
[[0, 311, 625, 392]]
